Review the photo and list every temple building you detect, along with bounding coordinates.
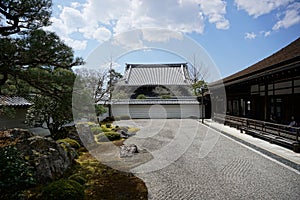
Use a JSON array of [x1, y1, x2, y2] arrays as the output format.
[[209, 37, 300, 125], [111, 63, 203, 119]]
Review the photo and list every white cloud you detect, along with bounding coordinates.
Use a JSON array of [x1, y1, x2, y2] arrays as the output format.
[[264, 31, 271, 37], [235, 0, 299, 39], [112, 0, 207, 35], [57, 5, 63, 10], [245, 32, 257, 39], [92, 27, 112, 42], [63, 38, 88, 50], [198, 0, 230, 29], [60, 7, 86, 32], [141, 29, 184, 42], [70, 2, 82, 8], [112, 30, 145, 50], [272, 2, 300, 30], [44, 14, 88, 50], [48, 0, 231, 49], [234, 0, 294, 18]]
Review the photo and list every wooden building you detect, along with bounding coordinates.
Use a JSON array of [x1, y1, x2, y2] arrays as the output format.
[[0, 95, 32, 130], [209, 37, 300, 125], [111, 63, 202, 119]]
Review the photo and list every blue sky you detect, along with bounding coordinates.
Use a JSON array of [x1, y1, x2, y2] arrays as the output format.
[[47, 0, 300, 78]]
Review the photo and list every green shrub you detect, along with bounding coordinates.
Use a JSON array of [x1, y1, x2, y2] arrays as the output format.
[[58, 138, 81, 149], [68, 175, 87, 185], [161, 94, 171, 99], [106, 123, 111, 128], [0, 146, 36, 191], [95, 104, 107, 116], [136, 94, 146, 99], [91, 126, 103, 134], [96, 132, 120, 142], [41, 179, 84, 200], [100, 125, 111, 132]]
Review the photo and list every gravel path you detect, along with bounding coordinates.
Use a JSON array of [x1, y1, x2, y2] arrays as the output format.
[[115, 119, 300, 200]]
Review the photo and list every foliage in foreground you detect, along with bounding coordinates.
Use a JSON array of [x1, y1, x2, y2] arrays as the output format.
[[41, 179, 85, 200], [0, 146, 36, 194]]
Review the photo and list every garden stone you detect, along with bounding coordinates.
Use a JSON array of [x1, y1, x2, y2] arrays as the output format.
[[120, 126, 129, 133], [120, 144, 139, 158], [117, 129, 129, 138], [0, 129, 77, 184], [19, 136, 77, 183]]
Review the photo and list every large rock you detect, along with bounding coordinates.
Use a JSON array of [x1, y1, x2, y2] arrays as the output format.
[[0, 129, 77, 184], [120, 144, 139, 158]]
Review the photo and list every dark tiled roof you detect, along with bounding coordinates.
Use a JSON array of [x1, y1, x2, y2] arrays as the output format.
[[217, 37, 300, 85], [0, 96, 32, 107], [117, 63, 192, 86]]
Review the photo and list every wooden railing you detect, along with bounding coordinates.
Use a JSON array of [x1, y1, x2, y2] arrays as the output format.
[[213, 113, 300, 152]]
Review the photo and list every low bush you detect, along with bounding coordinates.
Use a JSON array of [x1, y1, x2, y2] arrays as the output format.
[[136, 94, 146, 99], [106, 123, 111, 128], [58, 138, 81, 149], [100, 125, 111, 132], [91, 126, 103, 134], [161, 94, 171, 99], [96, 132, 121, 142], [41, 179, 84, 200]]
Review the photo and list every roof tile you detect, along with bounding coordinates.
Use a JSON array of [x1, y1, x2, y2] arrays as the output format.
[[0, 96, 32, 107], [223, 37, 300, 84], [117, 63, 192, 85]]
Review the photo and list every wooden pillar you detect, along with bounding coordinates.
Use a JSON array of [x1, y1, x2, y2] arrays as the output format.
[[264, 81, 268, 121]]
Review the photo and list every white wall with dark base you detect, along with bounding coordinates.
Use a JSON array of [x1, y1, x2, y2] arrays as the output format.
[[112, 104, 203, 119]]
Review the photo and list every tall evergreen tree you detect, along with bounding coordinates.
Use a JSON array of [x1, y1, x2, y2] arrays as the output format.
[[0, 0, 83, 136]]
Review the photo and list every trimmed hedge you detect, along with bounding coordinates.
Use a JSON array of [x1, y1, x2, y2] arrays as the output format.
[[100, 125, 111, 132], [96, 132, 121, 142]]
